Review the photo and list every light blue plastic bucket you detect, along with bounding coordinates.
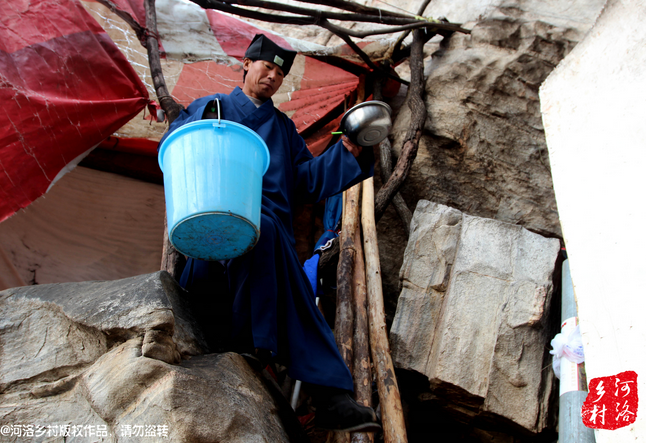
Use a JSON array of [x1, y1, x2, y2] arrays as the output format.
[[158, 119, 270, 260]]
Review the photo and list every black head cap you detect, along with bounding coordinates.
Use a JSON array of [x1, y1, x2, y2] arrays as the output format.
[[244, 34, 297, 76]]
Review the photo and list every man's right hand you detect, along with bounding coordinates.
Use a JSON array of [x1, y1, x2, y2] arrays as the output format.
[[341, 135, 362, 158]]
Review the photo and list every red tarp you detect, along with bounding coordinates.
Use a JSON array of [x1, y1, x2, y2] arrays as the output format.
[[0, 0, 150, 222], [171, 57, 358, 135], [163, 9, 360, 136]]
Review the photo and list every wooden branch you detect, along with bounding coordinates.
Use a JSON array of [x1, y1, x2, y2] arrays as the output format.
[[190, 0, 465, 89], [199, 0, 419, 25], [384, 0, 433, 90], [416, 0, 433, 16], [319, 20, 378, 70], [144, 0, 183, 123], [102, 0, 186, 278], [392, 18, 457, 63], [320, 20, 408, 86], [191, 0, 316, 25], [229, 0, 413, 24], [389, 31, 410, 64], [374, 29, 427, 224], [229, 0, 470, 33], [329, 20, 465, 39], [387, 0, 431, 62], [104, 0, 184, 122], [142, 0, 185, 278], [373, 74, 412, 236], [379, 138, 412, 235], [191, 0, 469, 34], [362, 177, 407, 443], [335, 185, 362, 371], [293, 0, 412, 19], [351, 218, 374, 443]]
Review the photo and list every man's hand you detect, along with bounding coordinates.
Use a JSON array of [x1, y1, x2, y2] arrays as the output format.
[[341, 135, 362, 158]]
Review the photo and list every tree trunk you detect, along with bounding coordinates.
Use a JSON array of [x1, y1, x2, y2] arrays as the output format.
[[378, 137, 412, 236], [142, 0, 186, 279], [144, 0, 183, 124], [373, 69, 412, 236], [374, 29, 427, 224]]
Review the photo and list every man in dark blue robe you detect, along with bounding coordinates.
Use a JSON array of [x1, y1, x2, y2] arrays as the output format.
[[160, 34, 380, 432]]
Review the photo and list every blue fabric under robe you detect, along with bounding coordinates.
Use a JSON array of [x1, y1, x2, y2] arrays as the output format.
[[161, 87, 374, 390]]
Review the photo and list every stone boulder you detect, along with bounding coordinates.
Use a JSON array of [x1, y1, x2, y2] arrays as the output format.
[[378, 1, 604, 315], [391, 1, 605, 238], [0, 272, 298, 442], [390, 200, 561, 436]]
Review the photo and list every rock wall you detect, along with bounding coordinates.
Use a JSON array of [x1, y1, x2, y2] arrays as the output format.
[[0, 272, 297, 442], [394, 17, 572, 237], [378, 1, 605, 314], [390, 200, 561, 436]]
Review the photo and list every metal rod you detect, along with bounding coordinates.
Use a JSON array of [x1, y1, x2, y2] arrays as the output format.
[[558, 258, 595, 443], [290, 296, 321, 410], [291, 380, 302, 410]]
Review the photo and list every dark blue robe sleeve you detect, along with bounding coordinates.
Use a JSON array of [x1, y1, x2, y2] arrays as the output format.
[[284, 118, 374, 204]]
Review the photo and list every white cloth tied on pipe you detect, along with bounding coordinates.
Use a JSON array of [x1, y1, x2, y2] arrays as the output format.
[[550, 324, 585, 379]]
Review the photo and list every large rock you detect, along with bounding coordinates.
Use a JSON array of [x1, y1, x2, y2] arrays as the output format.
[[0, 272, 296, 442], [377, 1, 604, 314], [390, 200, 561, 435], [391, 0, 606, 235], [396, 16, 569, 237]]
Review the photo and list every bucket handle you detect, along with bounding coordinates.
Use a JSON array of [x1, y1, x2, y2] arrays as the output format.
[[215, 98, 221, 124]]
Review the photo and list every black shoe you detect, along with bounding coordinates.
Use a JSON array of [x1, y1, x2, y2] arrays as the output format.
[[314, 390, 382, 432], [239, 348, 272, 373]]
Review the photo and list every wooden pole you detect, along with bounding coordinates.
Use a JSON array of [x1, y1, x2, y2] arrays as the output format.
[[140, 0, 186, 280], [143, 0, 183, 123], [351, 186, 374, 443], [330, 183, 362, 443], [335, 183, 362, 371], [361, 177, 407, 443], [160, 217, 185, 280]]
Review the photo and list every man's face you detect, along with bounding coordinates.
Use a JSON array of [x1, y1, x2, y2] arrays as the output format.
[[242, 58, 285, 101]]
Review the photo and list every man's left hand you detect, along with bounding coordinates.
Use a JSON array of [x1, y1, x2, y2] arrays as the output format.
[[341, 136, 362, 158]]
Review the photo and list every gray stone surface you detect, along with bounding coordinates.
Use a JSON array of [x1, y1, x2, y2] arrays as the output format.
[[377, 1, 604, 313], [0, 272, 293, 442], [393, 16, 579, 239], [390, 200, 561, 433]]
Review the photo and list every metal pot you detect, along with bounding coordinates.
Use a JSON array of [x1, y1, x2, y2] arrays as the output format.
[[339, 101, 392, 147]]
